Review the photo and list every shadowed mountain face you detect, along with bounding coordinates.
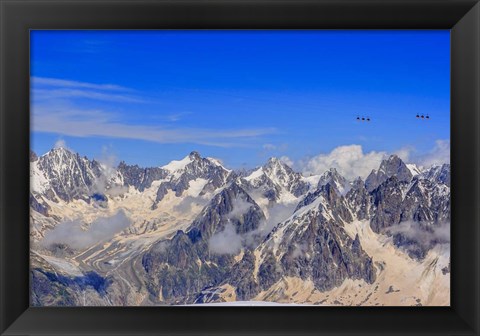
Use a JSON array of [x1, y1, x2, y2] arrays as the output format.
[[34, 147, 103, 202], [152, 151, 233, 209], [117, 161, 168, 192], [30, 150, 450, 306], [142, 182, 266, 304], [365, 155, 413, 192]]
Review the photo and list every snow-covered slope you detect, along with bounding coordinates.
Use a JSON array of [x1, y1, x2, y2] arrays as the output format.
[[30, 148, 450, 307]]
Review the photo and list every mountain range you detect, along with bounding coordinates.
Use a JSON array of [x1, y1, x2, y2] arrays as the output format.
[[30, 147, 450, 306]]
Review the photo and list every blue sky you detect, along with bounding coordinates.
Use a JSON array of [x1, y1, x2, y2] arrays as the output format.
[[30, 30, 450, 171]]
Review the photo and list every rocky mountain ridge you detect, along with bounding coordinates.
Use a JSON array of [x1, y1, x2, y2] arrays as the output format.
[[30, 148, 450, 306]]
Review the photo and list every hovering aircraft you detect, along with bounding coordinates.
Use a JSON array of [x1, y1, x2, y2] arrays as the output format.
[[416, 114, 431, 120], [356, 116, 371, 122]]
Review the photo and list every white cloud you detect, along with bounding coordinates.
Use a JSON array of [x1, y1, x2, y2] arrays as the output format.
[[414, 139, 450, 168], [393, 146, 414, 162], [31, 106, 277, 148], [263, 144, 276, 151], [208, 222, 243, 255], [291, 242, 308, 258], [227, 197, 253, 220], [41, 210, 132, 250], [31, 77, 130, 91], [32, 77, 141, 103], [33, 88, 143, 103], [296, 140, 449, 180], [173, 196, 209, 213], [166, 112, 191, 122], [92, 146, 129, 197], [299, 145, 387, 180], [31, 77, 277, 148], [241, 201, 297, 248], [53, 138, 68, 149], [387, 221, 450, 257], [279, 156, 293, 167], [208, 196, 271, 254]]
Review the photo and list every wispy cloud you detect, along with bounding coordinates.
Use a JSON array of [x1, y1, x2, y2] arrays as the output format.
[[31, 77, 276, 147], [31, 106, 276, 148], [167, 112, 191, 122], [31, 77, 143, 103], [262, 143, 277, 151], [33, 88, 144, 103], [31, 77, 130, 91]]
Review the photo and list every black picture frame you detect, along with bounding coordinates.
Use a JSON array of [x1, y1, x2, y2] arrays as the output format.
[[1, 1, 479, 335]]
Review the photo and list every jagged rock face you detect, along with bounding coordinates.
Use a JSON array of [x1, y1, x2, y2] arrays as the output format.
[[369, 159, 450, 234], [365, 155, 413, 192], [369, 164, 450, 227], [117, 161, 168, 192], [30, 150, 38, 162], [295, 183, 353, 224], [370, 176, 406, 232], [270, 190, 375, 291], [262, 158, 310, 197], [368, 164, 450, 259], [317, 168, 351, 195], [142, 182, 266, 304], [153, 152, 232, 206], [205, 184, 377, 301], [142, 231, 230, 303], [244, 158, 309, 202], [226, 250, 261, 300], [36, 148, 103, 202], [191, 182, 266, 239], [346, 178, 371, 220], [400, 177, 450, 224], [278, 216, 376, 291], [423, 164, 450, 187], [30, 192, 50, 216], [30, 147, 451, 306]]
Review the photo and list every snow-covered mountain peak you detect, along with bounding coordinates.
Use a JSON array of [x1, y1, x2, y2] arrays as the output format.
[[246, 158, 298, 188], [206, 157, 224, 167], [319, 168, 344, 182], [153, 152, 233, 206], [242, 158, 310, 204], [39, 147, 90, 173], [261, 157, 301, 183], [406, 163, 422, 176], [31, 147, 451, 306], [365, 155, 413, 192], [421, 163, 450, 186], [162, 151, 230, 178], [379, 155, 402, 173], [34, 147, 103, 202], [44, 146, 79, 159], [189, 150, 201, 158], [162, 154, 194, 173], [263, 157, 291, 172], [317, 168, 351, 195]]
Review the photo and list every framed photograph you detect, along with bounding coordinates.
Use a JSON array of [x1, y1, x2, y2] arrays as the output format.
[[1, 0, 479, 335]]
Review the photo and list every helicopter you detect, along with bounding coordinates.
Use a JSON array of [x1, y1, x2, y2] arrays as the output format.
[[416, 114, 430, 120], [356, 116, 371, 122]]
